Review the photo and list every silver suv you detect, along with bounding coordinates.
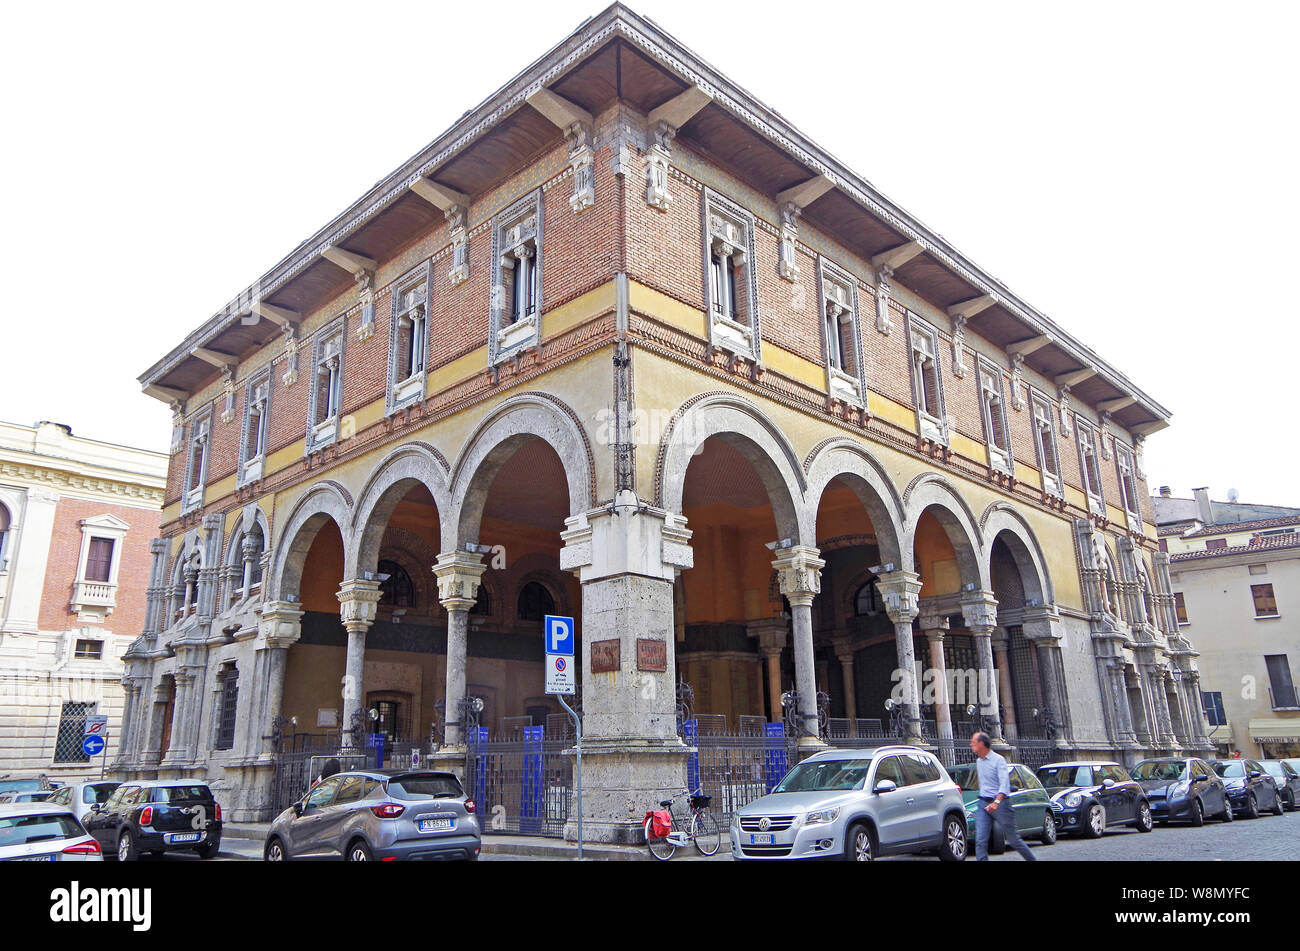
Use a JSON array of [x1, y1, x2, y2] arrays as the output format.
[[731, 745, 967, 861]]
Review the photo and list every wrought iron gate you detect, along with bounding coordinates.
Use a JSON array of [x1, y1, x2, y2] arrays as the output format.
[[463, 725, 574, 837]]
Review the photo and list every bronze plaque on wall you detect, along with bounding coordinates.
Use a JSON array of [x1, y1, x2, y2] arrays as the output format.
[[636, 638, 667, 672], [590, 639, 621, 673]]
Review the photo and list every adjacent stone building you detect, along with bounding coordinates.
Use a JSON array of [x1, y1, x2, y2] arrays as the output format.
[[121, 4, 1210, 837], [1156, 486, 1300, 758], [0, 421, 164, 781]]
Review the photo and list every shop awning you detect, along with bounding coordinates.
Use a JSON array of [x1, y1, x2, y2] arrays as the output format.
[[1247, 718, 1300, 742]]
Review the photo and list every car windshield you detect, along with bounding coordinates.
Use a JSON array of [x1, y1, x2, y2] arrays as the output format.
[[1038, 766, 1093, 788], [83, 784, 118, 805], [0, 781, 42, 794], [386, 775, 464, 801], [153, 785, 211, 803], [1211, 762, 1245, 779], [773, 759, 872, 793], [947, 764, 979, 791], [1132, 761, 1187, 781], [0, 813, 84, 847], [1261, 762, 1287, 777]]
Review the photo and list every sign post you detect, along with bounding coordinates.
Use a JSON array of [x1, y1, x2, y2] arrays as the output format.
[[84, 715, 109, 780], [544, 615, 581, 859]]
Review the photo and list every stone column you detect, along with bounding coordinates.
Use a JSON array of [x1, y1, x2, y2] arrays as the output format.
[[337, 579, 383, 748], [772, 546, 827, 755], [961, 590, 1005, 744], [1178, 668, 1215, 751], [557, 492, 693, 844], [250, 600, 302, 759], [431, 552, 485, 757], [1149, 663, 1180, 749], [877, 571, 924, 746], [831, 636, 858, 735], [992, 631, 1019, 741], [918, 609, 952, 760], [747, 617, 788, 723]]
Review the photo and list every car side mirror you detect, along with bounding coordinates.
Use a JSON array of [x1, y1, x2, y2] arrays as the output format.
[[873, 780, 898, 795], [90, 803, 102, 812], [1248, 771, 1263, 780], [1102, 779, 1116, 788], [293, 801, 304, 817]]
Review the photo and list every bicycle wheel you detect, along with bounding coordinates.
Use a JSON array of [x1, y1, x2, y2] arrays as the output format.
[[644, 816, 676, 861], [691, 810, 721, 856]]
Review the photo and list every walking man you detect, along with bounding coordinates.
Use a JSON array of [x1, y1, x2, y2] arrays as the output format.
[[971, 731, 1036, 861]]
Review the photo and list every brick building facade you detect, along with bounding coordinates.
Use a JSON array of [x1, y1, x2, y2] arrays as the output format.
[[121, 5, 1211, 838]]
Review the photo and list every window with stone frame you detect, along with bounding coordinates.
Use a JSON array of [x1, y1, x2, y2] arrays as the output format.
[[491, 191, 543, 364], [227, 523, 265, 607], [701, 190, 759, 359], [1252, 583, 1278, 618], [1174, 591, 1188, 624], [182, 408, 211, 512], [1075, 418, 1106, 515], [819, 257, 865, 407], [214, 663, 238, 751], [1115, 443, 1140, 519], [517, 581, 556, 622], [378, 559, 415, 609], [977, 359, 1012, 474], [907, 315, 947, 443], [238, 370, 271, 485], [388, 262, 431, 410], [53, 701, 95, 763], [307, 320, 345, 450], [1030, 392, 1062, 498], [74, 638, 103, 660]]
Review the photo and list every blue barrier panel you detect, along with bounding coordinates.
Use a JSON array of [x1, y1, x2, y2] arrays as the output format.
[[764, 722, 788, 792], [521, 726, 544, 834], [366, 733, 386, 769], [683, 719, 700, 793], [470, 727, 488, 810]]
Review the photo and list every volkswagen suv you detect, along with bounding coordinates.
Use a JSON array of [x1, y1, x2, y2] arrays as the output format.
[[730, 746, 967, 861]]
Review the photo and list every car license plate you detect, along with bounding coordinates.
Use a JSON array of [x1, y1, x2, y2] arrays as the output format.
[[19, 854, 57, 861], [749, 833, 774, 845], [164, 832, 202, 844], [417, 817, 453, 833]]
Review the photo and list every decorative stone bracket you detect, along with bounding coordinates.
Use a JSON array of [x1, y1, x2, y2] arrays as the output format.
[[337, 578, 383, 629], [432, 552, 486, 611], [959, 590, 1000, 633], [257, 600, 304, 649], [771, 546, 825, 607], [560, 492, 693, 583], [876, 570, 922, 623]]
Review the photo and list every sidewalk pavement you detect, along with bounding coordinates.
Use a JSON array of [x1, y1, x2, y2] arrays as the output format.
[[222, 822, 730, 860]]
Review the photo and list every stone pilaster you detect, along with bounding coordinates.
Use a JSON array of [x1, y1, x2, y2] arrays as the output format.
[[748, 617, 789, 723], [918, 607, 953, 759], [772, 545, 826, 754], [877, 570, 924, 745]]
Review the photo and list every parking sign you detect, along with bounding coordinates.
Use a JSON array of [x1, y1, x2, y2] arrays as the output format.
[[544, 615, 576, 695]]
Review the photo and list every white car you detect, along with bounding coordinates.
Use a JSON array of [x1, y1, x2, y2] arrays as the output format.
[[0, 802, 103, 862]]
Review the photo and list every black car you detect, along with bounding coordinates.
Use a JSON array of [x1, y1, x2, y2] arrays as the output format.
[[85, 781, 223, 860], [1260, 760, 1300, 811], [1131, 758, 1233, 826], [1207, 759, 1284, 818], [1036, 761, 1154, 837]]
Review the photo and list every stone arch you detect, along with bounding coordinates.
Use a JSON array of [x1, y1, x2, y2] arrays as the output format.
[[224, 504, 271, 567], [448, 393, 596, 549], [804, 438, 906, 569], [348, 442, 453, 578], [902, 473, 989, 590], [979, 502, 1055, 606], [267, 481, 353, 602], [656, 391, 807, 543]]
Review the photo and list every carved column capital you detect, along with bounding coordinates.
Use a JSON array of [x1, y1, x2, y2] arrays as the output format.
[[771, 546, 825, 608], [432, 551, 486, 612], [337, 578, 383, 630], [876, 570, 922, 624], [960, 590, 1000, 634]]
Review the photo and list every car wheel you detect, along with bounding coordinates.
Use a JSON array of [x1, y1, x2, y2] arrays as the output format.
[[264, 837, 287, 862], [1286, 792, 1297, 812], [1083, 803, 1106, 838], [196, 841, 219, 859], [1220, 800, 1234, 822], [345, 839, 374, 862], [1041, 811, 1058, 845], [1244, 794, 1259, 819], [1189, 798, 1204, 827], [117, 829, 138, 862], [938, 815, 967, 862], [1135, 801, 1154, 833], [1271, 792, 1285, 816], [844, 822, 873, 862]]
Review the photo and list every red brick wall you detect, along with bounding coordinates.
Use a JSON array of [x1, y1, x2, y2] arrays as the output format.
[[38, 497, 161, 635]]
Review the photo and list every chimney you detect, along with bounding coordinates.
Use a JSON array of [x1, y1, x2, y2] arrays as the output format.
[[1158, 486, 1172, 498], [1193, 486, 1213, 525]]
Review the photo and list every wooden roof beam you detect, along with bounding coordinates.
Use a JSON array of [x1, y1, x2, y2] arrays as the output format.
[[871, 240, 926, 273], [321, 246, 377, 275], [647, 85, 713, 130], [1055, 366, 1098, 388], [526, 87, 594, 130], [410, 177, 469, 212], [143, 384, 188, 404], [1008, 334, 1053, 358], [1099, 395, 1137, 414], [946, 294, 998, 321], [249, 301, 301, 330], [776, 175, 836, 209], [190, 347, 239, 370]]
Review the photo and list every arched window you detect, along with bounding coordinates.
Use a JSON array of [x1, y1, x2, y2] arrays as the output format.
[[470, 583, 492, 617], [517, 581, 555, 621], [854, 578, 881, 616], [378, 560, 415, 608]]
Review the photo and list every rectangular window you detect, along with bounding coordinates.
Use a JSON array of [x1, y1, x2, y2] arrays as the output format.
[[1030, 393, 1062, 497], [1205, 538, 1227, 551], [84, 538, 114, 583], [1260, 528, 1296, 538], [74, 639, 103, 660], [978, 362, 1012, 473], [182, 412, 211, 511], [1115, 445, 1139, 515], [908, 316, 946, 443], [1076, 420, 1104, 507], [214, 665, 238, 751], [1265, 655, 1298, 709], [1252, 583, 1278, 617], [388, 263, 432, 410], [702, 191, 758, 359], [819, 258, 864, 408], [492, 192, 544, 364], [1201, 691, 1226, 726], [1174, 591, 1188, 625], [308, 323, 345, 449], [53, 702, 94, 763]]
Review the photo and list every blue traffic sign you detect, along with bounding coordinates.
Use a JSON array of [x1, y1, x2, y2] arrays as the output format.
[[82, 735, 106, 757], [544, 615, 575, 656]]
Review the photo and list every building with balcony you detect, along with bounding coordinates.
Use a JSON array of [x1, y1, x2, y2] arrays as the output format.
[[0, 421, 165, 781], [1156, 486, 1300, 758], [121, 5, 1209, 836]]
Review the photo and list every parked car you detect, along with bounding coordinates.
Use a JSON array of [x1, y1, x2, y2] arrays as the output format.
[[1207, 759, 1284, 818], [0, 790, 54, 804], [264, 769, 481, 862], [730, 745, 968, 862], [0, 802, 102, 862], [1260, 761, 1300, 811], [1036, 761, 1154, 837], [84, 781, 222, 860], [45, 781, 120, 828], [949, 761, 1056, 851], [1132, 758, 1232, 826], [0, 780, 44, 799]]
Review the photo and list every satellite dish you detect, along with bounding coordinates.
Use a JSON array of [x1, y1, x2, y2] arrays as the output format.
[[1228, 488, 1239, 503]]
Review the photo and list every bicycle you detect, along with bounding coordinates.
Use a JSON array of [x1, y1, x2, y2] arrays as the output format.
[[643, 787, 721, 860]]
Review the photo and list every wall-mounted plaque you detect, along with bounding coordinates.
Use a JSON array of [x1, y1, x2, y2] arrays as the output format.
[[591, 638, 621, 673], [636, 638, 667, 672]]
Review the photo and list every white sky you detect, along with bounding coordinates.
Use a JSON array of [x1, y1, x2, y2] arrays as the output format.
[[2, 1, 1296, 506]]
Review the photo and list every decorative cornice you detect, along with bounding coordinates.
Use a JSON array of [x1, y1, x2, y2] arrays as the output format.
[[0, 460, 164, 506]]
